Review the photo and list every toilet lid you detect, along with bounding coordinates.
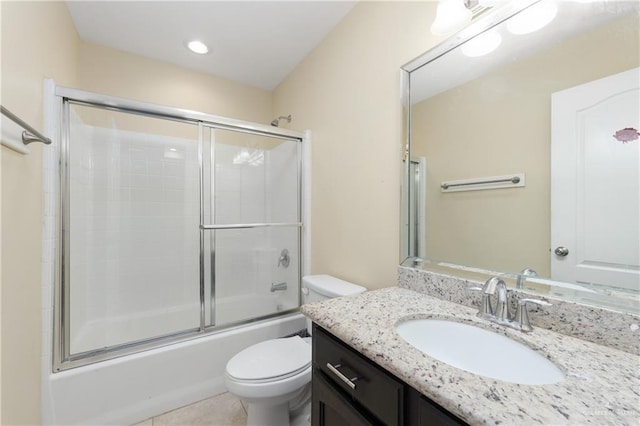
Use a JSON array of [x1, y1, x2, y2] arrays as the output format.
[[226, 336, 311, 381]]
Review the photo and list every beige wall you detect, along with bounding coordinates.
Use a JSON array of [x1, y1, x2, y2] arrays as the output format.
[[0, 0, 444, 422], [1, 1, 79, 424], [76, 41, 273, 125], [1, 4, 273, 424], [412, 15, 639, 276], [273, 1, 440, 289]]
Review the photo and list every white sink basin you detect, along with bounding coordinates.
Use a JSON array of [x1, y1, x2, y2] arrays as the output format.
[[395, 319, 564, 385]]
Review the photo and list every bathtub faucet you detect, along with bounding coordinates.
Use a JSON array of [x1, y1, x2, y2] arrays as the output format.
[[271, 282, 287, 292]]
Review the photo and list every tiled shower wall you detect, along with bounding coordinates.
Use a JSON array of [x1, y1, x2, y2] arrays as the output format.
[[68, 123, 201, 353]]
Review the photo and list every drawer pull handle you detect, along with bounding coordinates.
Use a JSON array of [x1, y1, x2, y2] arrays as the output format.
[[326, 363, 358, 390]]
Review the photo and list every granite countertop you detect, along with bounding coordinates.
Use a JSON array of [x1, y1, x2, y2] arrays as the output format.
[[302, 287, 640, 425]]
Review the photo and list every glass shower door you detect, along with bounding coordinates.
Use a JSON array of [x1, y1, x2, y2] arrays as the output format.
[[202, 127, 301, 327], [65, 102, 201, 356], [57, 90, 306, 370]]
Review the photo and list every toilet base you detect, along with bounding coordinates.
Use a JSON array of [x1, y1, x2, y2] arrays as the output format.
[[246, 401, 290, 426], [242, 384, 311, 426], [290, 401, 311, 426]]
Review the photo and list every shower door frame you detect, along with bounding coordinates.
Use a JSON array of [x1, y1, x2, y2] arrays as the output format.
[[53, 86, 305, 371], [200, 124, 304, 330]]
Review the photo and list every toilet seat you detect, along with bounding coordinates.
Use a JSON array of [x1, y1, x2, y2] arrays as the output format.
[[226, 336, 311, 383], [227, 364, 311, 384]]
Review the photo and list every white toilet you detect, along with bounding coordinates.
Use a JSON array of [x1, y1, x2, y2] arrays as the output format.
[[224, 275, 366, 426]]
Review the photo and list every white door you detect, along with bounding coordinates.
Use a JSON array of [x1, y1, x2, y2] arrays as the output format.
[[551, 67, 640, 291]]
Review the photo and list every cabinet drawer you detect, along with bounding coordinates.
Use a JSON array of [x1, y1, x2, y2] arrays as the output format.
[[312, 369, 375, 426], [313, 325, 403, 425]]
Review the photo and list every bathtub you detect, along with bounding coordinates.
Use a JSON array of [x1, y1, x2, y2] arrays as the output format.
[[69, 294, 299, 355], [40, 83, 312, 425], [42, 312, 305, 425]]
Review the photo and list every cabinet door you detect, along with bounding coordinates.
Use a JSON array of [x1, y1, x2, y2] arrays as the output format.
[[406, 388, 469, 426], [312, 371, 375, 426]]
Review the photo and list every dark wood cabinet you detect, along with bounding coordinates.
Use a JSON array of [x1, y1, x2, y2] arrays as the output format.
[[312, 324, 468, 426], [312, 370, 375, 426]]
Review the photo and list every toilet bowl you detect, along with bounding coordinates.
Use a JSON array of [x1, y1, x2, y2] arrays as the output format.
[[224, 275, 366, 426], [225, 336, 312, 426]]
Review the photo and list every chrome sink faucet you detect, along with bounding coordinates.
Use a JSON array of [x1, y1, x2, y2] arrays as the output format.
[[477, 277, 509, 323], [474, 276, 551, 332]]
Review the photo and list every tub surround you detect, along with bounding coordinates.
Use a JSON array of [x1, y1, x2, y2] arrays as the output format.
[[398, 266, 640, 355], [302, 287, 640, 425], [42, 314, 305, 425]]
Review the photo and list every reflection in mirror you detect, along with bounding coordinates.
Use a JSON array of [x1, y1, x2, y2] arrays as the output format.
[[401, 0, 639, 313]]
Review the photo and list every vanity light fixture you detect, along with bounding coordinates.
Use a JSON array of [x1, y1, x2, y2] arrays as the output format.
[[430, 0, 494, 36], [430, 0, 473, 36], [461, 29, 502, 57], [186, 40, 209, 54], [506, 0, 558, 35]]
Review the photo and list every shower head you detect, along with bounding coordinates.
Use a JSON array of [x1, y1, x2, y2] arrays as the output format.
[[270, 115, 292, 127]]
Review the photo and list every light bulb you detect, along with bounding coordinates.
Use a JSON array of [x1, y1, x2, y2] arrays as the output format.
[[431, 0, 473, 36], [507, 1, 558, 35], [186, 40, 209, 54]]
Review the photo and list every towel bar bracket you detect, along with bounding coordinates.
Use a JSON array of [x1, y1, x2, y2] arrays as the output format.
[[22, 131, 50, 145], [1, 105, 52, 146]]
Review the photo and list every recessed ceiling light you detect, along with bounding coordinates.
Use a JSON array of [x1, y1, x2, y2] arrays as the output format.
[[186, 40, 209, 54]]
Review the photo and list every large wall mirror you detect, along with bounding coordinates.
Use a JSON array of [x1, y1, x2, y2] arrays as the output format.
[[401, 0, 639, 314]]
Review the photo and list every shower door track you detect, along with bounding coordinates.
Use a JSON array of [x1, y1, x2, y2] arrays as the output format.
[[55, 87, 303, 140], [54, 86, 305, 371]]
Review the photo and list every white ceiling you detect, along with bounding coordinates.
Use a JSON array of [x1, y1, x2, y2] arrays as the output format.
[[66, 1, 357, 90]]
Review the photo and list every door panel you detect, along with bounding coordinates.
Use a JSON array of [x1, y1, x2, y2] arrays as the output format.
[[67, 103, 200, 354], [551, 68, 639, 291], [202, 127, 301, 327]]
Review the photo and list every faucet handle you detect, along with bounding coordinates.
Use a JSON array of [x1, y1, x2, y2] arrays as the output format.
[[514, 298, 552, 332]]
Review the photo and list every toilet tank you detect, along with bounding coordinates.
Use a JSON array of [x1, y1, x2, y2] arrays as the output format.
[[302, 275, 366, 335], [302, 274, 366, 303]]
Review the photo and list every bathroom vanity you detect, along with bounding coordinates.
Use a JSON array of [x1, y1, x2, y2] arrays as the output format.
[[312, 324, 466, 425], [303, 287, 640, 425]]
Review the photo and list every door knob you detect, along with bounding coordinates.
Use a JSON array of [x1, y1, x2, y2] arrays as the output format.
[[554, 246, 569, 257]]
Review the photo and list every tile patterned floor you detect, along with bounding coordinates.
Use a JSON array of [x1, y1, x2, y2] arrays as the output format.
[[132, 392, 247, 426]]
